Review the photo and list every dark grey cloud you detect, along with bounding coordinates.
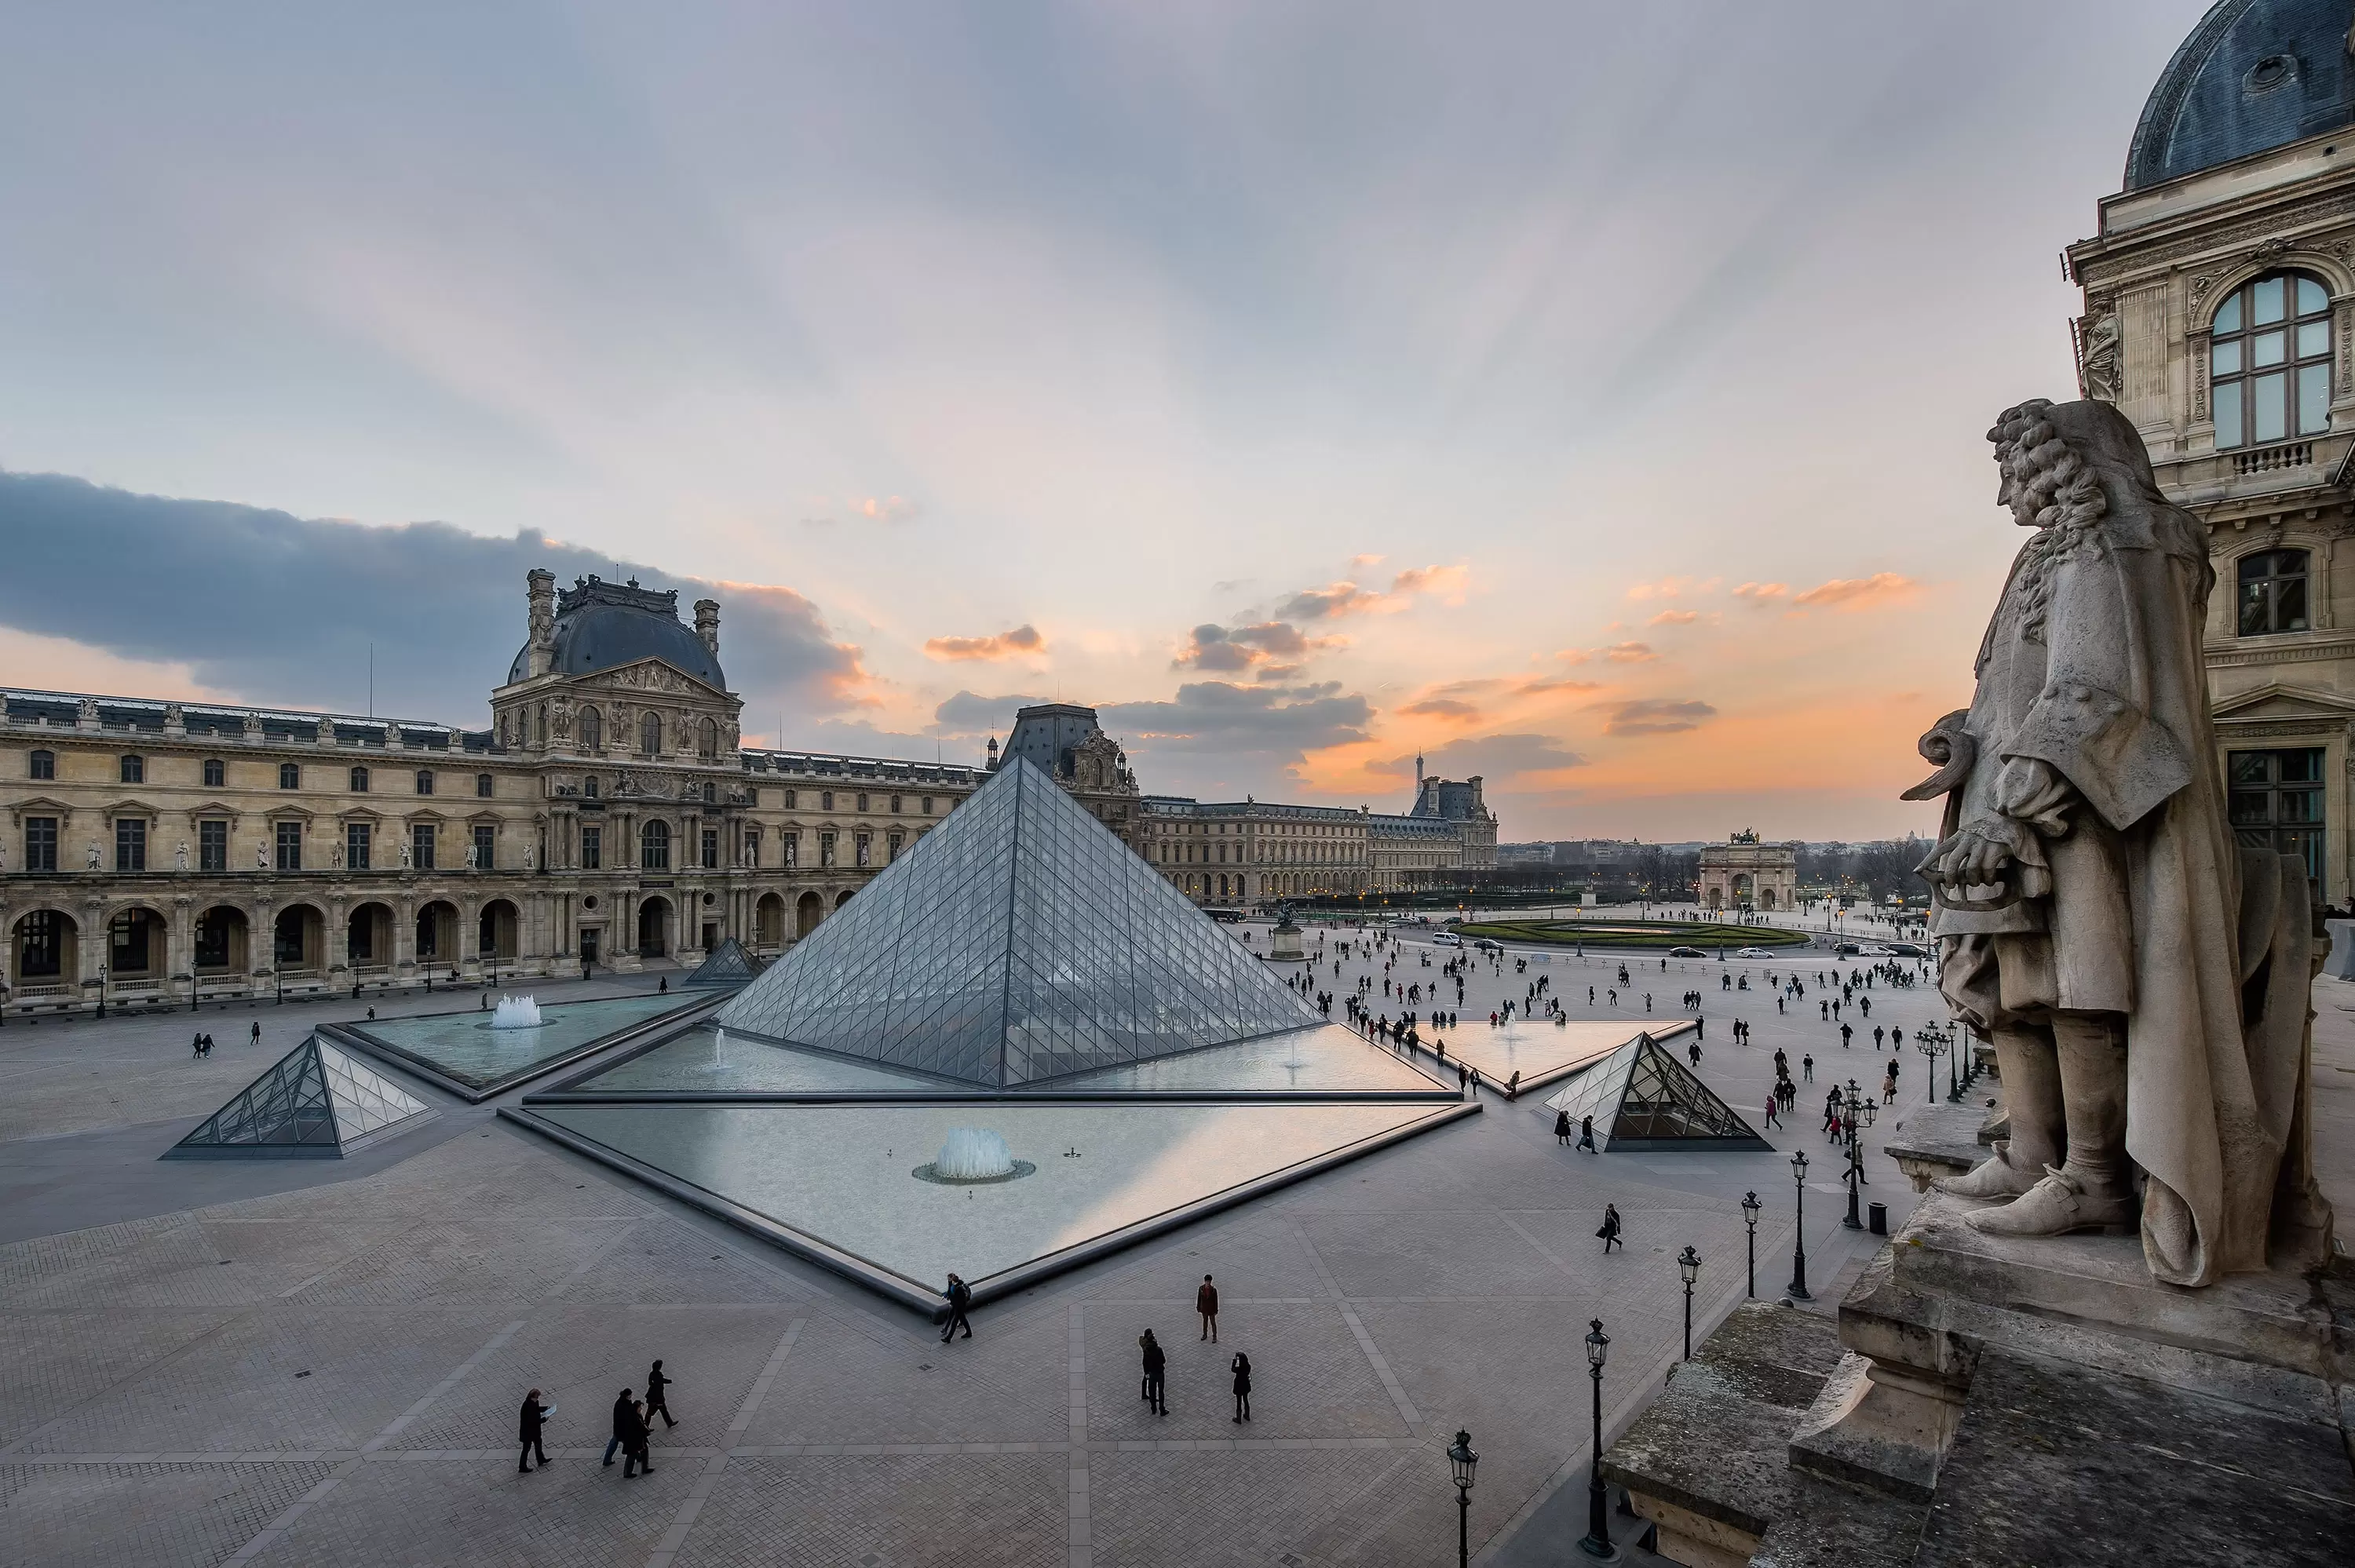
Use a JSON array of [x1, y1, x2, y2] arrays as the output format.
[[1101, 680, 1373, 761], [1370, 733, 1586, 782], [0, 471, 867, 723], [1600, 698, 1718, 737], [930, 690, 1050, 735], [1173, 619, 1322, 673]]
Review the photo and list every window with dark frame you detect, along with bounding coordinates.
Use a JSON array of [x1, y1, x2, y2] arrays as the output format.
[[415, 770, 435, 795], [2237, 549, 2310, 636], [887, 830, 904, 862], [581, 825, 602, 870], [412, 822, 436, 870], [274, 820, 302, 871], [473, 824, 495, 868], [581, 706, 602, 751], [120, 755, 144, 785], [24, 815, 57, 872], [203, 758, 225, 787], [199, 819, 227, 871], [641, 819, 670, 870], [855, 830, 871, 868], [347, 822, 371, 871], [2211, 272, 2331, 450], [2229, 747, 2326, 888], [350, 765, 370, 792], [115, 816, 147, 872], [29, 749, 53, 780], [476, 773, 493, 798], [701, 828, 718, 869], [18, 910, 64, 977], [279, 762, 301, 789]]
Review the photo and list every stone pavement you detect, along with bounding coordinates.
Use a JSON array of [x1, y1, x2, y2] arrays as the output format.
[[0, 931, 1933, 1566]]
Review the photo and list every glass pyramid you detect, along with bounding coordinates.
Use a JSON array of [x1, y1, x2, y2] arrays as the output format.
[[683, 937, 765, 987], [1541, 1032, 1769, 1152], [715, 759, 1320, 1086], [166, 1035, 436, 1159]]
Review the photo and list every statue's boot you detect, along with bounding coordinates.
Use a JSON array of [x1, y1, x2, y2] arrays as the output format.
[[1966, 1015, 2133, 1237], [1939, 1023, 2063, 1205]]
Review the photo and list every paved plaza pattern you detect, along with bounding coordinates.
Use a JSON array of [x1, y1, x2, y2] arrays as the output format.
[[0, 919, 1953, 1566]]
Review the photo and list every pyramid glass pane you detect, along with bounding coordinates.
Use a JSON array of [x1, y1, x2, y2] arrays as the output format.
[[169, 1034, 433, 1158], [316, 1040, 432, 1140], [1541, 1033, 1766, 1150], [717, 760, 1317, 1086], [684, 938, 764, 987]]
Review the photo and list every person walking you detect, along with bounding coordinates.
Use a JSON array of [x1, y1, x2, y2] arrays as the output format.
[[517, 1388, 550, 1474], [1802, 1053, 1814, 1082], [644, 1360, 677, 1429], [1840, 1022, 1853, 1049], [1577, 1114, 1596, 1153], [191, 1030, 204, 1059], [1554, 1109, 1572, 1146], [1231, 1352, 1253, 1424], [1140, 1329, 1167, 1416], [1196, 1275, 1220, 1343], [1597, 1203, 1623, 1253], [940, 1272, 973, 1343], [1763, 1092, 1781, 1129], [250, 1019, 261, 1045], [623, 1393, 653, 1477], [604, 1387, 636, 1467]]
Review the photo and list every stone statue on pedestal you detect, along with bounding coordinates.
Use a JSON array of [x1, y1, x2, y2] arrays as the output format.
[[1911, 398, 2332, 1285], [175, 841, 189, 872], [86, 841, 100, 871]]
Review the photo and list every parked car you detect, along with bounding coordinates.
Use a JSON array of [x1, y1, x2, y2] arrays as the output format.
[[1473, 938, 1504, 954], [1854, 944, 1895, 957], [1833, 942, 1861, 956], [1734, 946, 1777, 959], [1433, 932, 1462, 947], [1883, 942, 1927, 957], [1666, 945, 1705, 957]]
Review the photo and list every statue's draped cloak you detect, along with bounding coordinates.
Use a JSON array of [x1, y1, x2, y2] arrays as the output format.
[[1933, 432, 2301, 1285]]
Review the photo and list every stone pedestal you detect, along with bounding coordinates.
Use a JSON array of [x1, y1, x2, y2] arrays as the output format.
[[1268, 922, 1305, 962]]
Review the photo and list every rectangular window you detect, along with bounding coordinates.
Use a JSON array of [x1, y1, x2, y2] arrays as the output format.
[[24, 816, 57, 872], [199, 819, 228, 871], [701, 828, 718, 869], [412, 822, 436, 871], [581, 825, 602, 870], [887, 830, 904, 862], [473, 824, 496, 869], [2228, 747, 2327, 889], [416, 771, 434, 796], [30, 750, 55, 780], [115, 817, 147, 872], [820, 830, 836, 868], [783, 830, 799, 868], [855, 831, 872, 868], [2254, 370, 2288, 443], [274, 820, 301, 871], [203, 758, 225, 787], [19, 911, 64, 977], [922, 795, 933, 815], [120, 755, 144, 785], [476, 773, 494, 798], [347, 822, 371, 871]]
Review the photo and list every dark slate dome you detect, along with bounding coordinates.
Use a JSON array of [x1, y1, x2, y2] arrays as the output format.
[[2127, 0, 2355, 191], [507, 576, 727, 688]]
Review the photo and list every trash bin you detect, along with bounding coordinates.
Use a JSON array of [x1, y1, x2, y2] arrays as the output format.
[[1868, 1201, 1888, 1236]]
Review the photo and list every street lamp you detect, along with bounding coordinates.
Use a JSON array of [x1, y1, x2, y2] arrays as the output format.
[[1579, 1319, 1618, 1560], [1944, 1021, 1963, 1101], [1677, 1245, 1701, 1361], [1447, 1429, 1478, 1568], [1787, 1150, 1812, 1301], [1915, 1028, 1947, 1111], [1841, 1081, 1876, 1228], [1740, 1191, 1761, 1297]]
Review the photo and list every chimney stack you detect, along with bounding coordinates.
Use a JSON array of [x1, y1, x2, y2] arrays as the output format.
[[526, 569, 557, 677], [694, 598, 721, 659]]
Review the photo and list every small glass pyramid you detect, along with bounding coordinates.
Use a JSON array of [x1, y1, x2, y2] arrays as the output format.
[[1541, 1032, 1769, 1152], [716, 759, 1320, 1086], [683, 937, 764, 987], [166, 1035, 435, 1158]]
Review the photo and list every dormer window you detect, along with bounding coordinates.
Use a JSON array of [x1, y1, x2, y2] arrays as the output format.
[[2212, 272, 2331, 450]]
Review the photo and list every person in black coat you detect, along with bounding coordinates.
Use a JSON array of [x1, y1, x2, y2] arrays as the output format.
[[1554, 1110, 1572, 1146], [1578, 1115, 1597, 1153], [940, 1273, 973, 1343], [1230, 1352, 1252, 1423], [1140, 1329, 1167, 1416], [1598, 1203, 1623, 1253], [517, 1389, 550, 1473], [644, 1360, 677, 1429], [621, 1395, 652, 1477], [604, 1387, 635, 1467]]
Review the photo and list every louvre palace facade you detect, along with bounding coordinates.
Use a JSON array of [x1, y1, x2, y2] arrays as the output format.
[[2065, 0, 2355, 906], [0, 571, 1496, 1016]]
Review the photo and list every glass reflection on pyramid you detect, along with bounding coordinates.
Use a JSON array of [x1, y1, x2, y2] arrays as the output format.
[[504, 760, 1477, 1311], [1542, 1032, 1771, 1152]]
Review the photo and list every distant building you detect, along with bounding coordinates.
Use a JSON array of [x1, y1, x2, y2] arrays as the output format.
[[1696, 830, 1797, 911], [987, 703, 1144, 850]]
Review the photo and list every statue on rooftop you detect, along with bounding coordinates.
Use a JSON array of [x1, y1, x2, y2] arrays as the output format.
[[1910, 398, 2331, 1286]]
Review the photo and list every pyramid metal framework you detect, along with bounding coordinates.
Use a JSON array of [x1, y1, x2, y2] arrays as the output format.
[[1542, 1032, 1770, 1152], [166, 1035, 436, 1158], [683, 937, 765, 987], [715, 759, 1320, 1085]]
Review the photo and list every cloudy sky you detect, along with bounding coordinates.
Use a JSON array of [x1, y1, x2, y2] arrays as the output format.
[[0, 2, 2213, 840]]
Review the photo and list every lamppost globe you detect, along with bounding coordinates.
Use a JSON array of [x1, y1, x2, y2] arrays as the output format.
[[1447, 1431, 1477, 1490], [1740, 1191, 1762, 1225], [1740, 1190, 1762, 1298], [1585, 1318, 1609, 1368], [1677, 1245, 1700, 1285], [1577, 1318, 1616, 1560]]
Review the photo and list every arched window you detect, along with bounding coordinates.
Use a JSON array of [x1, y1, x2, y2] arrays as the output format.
[[350, 766, 369, 792], [579, 706, 602, 752], [820, 790, 834, 811], [28, 749, 53, 780], [535, 704, 547, 745], [856, 792, 869, 812], [698, 717, 717, 759], [2238, 549, 2311, 636], [279, 762, 301, 789], [2212, 271, 2331, 450], [498, 712, 509, 746], [641, 819, 671, 870], [640, 713, 663, 756]]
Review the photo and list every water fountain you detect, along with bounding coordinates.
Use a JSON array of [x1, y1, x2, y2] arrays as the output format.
[[490, 994, 545, 1030], [913, 1126, 1035, 1184]]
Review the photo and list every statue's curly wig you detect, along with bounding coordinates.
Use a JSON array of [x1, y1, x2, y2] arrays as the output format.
[[1989, 399, 2113, 640]]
